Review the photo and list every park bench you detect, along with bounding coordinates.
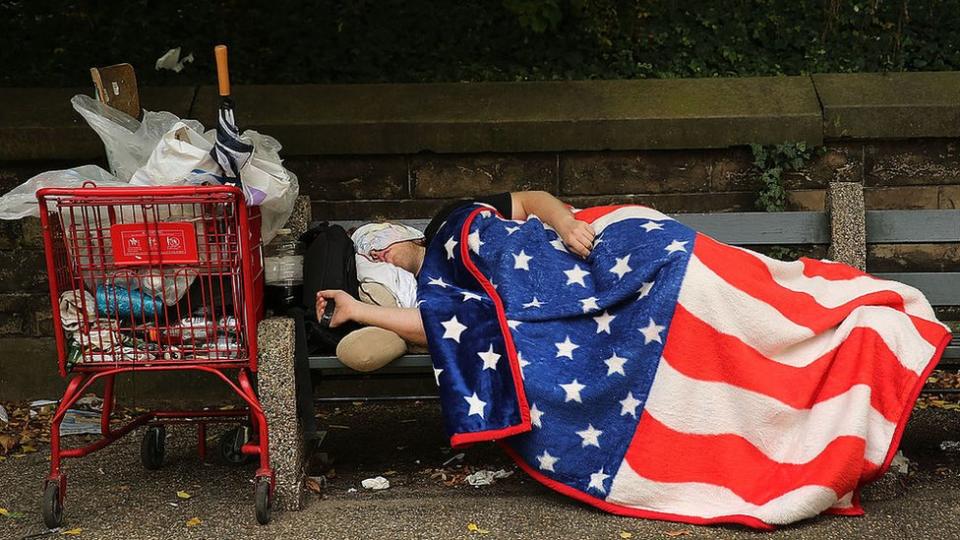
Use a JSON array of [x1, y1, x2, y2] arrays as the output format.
[[262, 182, 958, 511], [307, 182, 959, 392]]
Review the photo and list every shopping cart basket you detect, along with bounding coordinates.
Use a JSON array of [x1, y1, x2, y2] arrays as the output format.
[[36, 184, 275, 526]]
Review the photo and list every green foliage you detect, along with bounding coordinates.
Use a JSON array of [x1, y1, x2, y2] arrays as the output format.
[[750, 142, 815, 213], [503, 0, 563, 33], [750, 141, 819, 260], [1, 1, 958, 86]]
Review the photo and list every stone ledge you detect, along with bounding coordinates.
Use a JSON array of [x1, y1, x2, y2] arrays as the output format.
[[1, 77, 824, 159], [191, 77, 823, 155], [0, 86, 196, 161], [3, 72, 959, 160], [814, 72, 960, 140]]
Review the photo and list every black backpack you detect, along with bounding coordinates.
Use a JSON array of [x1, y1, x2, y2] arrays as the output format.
[[297, 222, 361, 354]]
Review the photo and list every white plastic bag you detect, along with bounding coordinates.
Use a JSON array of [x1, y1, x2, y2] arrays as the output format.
[[70, 95, 204, 181], [130, 122, 219, 186], [240, 130, 299, 244], [0, 165, 128, 219]]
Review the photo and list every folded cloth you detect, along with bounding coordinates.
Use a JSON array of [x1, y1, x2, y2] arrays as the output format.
[[351, 222, 424, 258], [418, 203, 951, 529], [355, 255, 418, 308], [59, 289, 96, 332]]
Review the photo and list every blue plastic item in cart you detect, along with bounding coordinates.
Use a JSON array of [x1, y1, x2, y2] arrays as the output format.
[[96, 285, 164, 320]]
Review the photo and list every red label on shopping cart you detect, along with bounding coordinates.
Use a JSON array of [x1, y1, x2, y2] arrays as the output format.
[[111, 222, 199, 266]]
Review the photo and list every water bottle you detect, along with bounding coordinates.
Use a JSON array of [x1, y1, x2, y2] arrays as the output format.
[[263, 228, 304, 312]]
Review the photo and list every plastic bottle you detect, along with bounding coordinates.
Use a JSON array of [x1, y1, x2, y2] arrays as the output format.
[[263, 228, 304, 312]]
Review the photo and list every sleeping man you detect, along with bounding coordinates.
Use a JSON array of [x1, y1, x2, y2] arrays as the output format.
[[316, 190, 951, 529]]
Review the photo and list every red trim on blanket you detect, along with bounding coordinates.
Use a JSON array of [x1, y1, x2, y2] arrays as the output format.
[[447, 206, 531, 447], [496, 441, 776, 531], [871, 329, 952, 483]]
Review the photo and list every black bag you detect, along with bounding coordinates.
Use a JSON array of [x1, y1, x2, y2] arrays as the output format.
[[297, 222, 361, 354]]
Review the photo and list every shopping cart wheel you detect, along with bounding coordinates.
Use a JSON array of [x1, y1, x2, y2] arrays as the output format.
[[219, 426, 253, 466], [141, 425, 166, 470], [41, 482, 63, 529], [254, 477, 272, 525]]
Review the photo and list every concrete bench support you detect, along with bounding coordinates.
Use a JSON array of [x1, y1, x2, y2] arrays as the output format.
[[256, 316, 305, 510], [826, 181, 866, 271], [252, 194, 312, 511]]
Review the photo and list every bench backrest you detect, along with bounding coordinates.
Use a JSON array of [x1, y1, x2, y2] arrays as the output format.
[[865, 209, 959, 307], [320, 208, 957, 373]]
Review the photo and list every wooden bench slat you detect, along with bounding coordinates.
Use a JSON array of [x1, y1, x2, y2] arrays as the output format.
[[674, 212, 830, 244], [866, 210, 960, 243], [873, 272, 960, 306], [331, 212, 831, 245], [310, 354, 433, 370]]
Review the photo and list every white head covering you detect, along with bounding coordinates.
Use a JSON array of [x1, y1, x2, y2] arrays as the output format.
[[351, 222, 424, 258]]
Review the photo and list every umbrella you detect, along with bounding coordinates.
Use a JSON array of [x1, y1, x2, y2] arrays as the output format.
[[210, 45, 253, 186]]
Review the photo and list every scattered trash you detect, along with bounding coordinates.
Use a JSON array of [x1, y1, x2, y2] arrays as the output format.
[[328, 424, 351, 430], [185, 517, 202, 527], [30, 400, 58, 408], [467, 522, 490, 535], [442, 452, 465, 466], [155, 47, 194, 73], [0, 404, 8, 424], [168, 503, 178, 508], [361, 476, 390, 490], [61, 528, 83, 535], [465, 469, 514, 487], [347, 488, 357, 493], [940, 440, 960, 453], [891, 451, 910, 474], [176, 491, 192, 500], [75, 395, 104, 411], [382, 470, 398, 476], [620, 533, 633, 539], [59, 409, 101, 436]]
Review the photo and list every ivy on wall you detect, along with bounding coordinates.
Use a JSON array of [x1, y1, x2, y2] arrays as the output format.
[[1, 0, 957, 87], [750, 141, 821, 260]]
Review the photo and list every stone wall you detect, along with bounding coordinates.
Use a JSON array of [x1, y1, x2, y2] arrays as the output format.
[[0, 73, 957, 399]]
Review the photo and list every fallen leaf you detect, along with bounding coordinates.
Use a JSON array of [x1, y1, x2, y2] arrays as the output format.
[[467, 522, 490, 534], [176, 491, 192, 500], [382, 470, 398, 476], [305, 477, 323, 494], [20, 445, 37, 454], [664, 531, 691, 537], [466, 524, 488, 534], [186, 517, 202, 527], [61, 528, 83, 535], [0, 433, 19, 454], [620, 533, 633, 539]]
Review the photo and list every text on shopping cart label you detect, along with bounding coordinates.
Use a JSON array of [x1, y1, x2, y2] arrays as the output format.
[[111, 222, 199, 265]]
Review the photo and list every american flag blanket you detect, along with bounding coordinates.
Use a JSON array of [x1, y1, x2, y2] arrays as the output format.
[[417, 203, 951, 529]]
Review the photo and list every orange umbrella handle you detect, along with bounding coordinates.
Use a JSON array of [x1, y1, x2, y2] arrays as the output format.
[[215, 45, 230, 97]]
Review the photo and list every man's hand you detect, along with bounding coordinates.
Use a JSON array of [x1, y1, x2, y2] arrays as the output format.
[[556, 216, 596, 258], [315, 289, 358, 327]]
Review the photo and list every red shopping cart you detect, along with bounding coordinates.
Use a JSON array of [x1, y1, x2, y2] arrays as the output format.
[[36, 184, 275, 526]]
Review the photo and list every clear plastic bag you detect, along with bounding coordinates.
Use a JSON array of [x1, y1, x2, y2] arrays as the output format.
[[70, 94, 204, 181]]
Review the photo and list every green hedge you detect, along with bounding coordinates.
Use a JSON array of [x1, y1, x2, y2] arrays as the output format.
[[3, 0, 959, 87]]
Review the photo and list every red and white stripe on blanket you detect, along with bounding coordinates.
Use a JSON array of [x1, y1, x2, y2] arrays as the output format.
[[579, 207, 951, 527]]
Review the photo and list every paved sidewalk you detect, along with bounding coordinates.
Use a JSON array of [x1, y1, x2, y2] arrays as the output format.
[[1, 401, 960, 540]]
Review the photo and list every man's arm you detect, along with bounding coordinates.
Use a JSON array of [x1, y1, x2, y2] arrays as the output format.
[[511, 191, 595, 257], [316, 289, 427, 346]]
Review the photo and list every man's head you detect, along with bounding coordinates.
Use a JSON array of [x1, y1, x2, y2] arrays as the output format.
[[352, 222, 427, 275], [369, 239, 426, 275]]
